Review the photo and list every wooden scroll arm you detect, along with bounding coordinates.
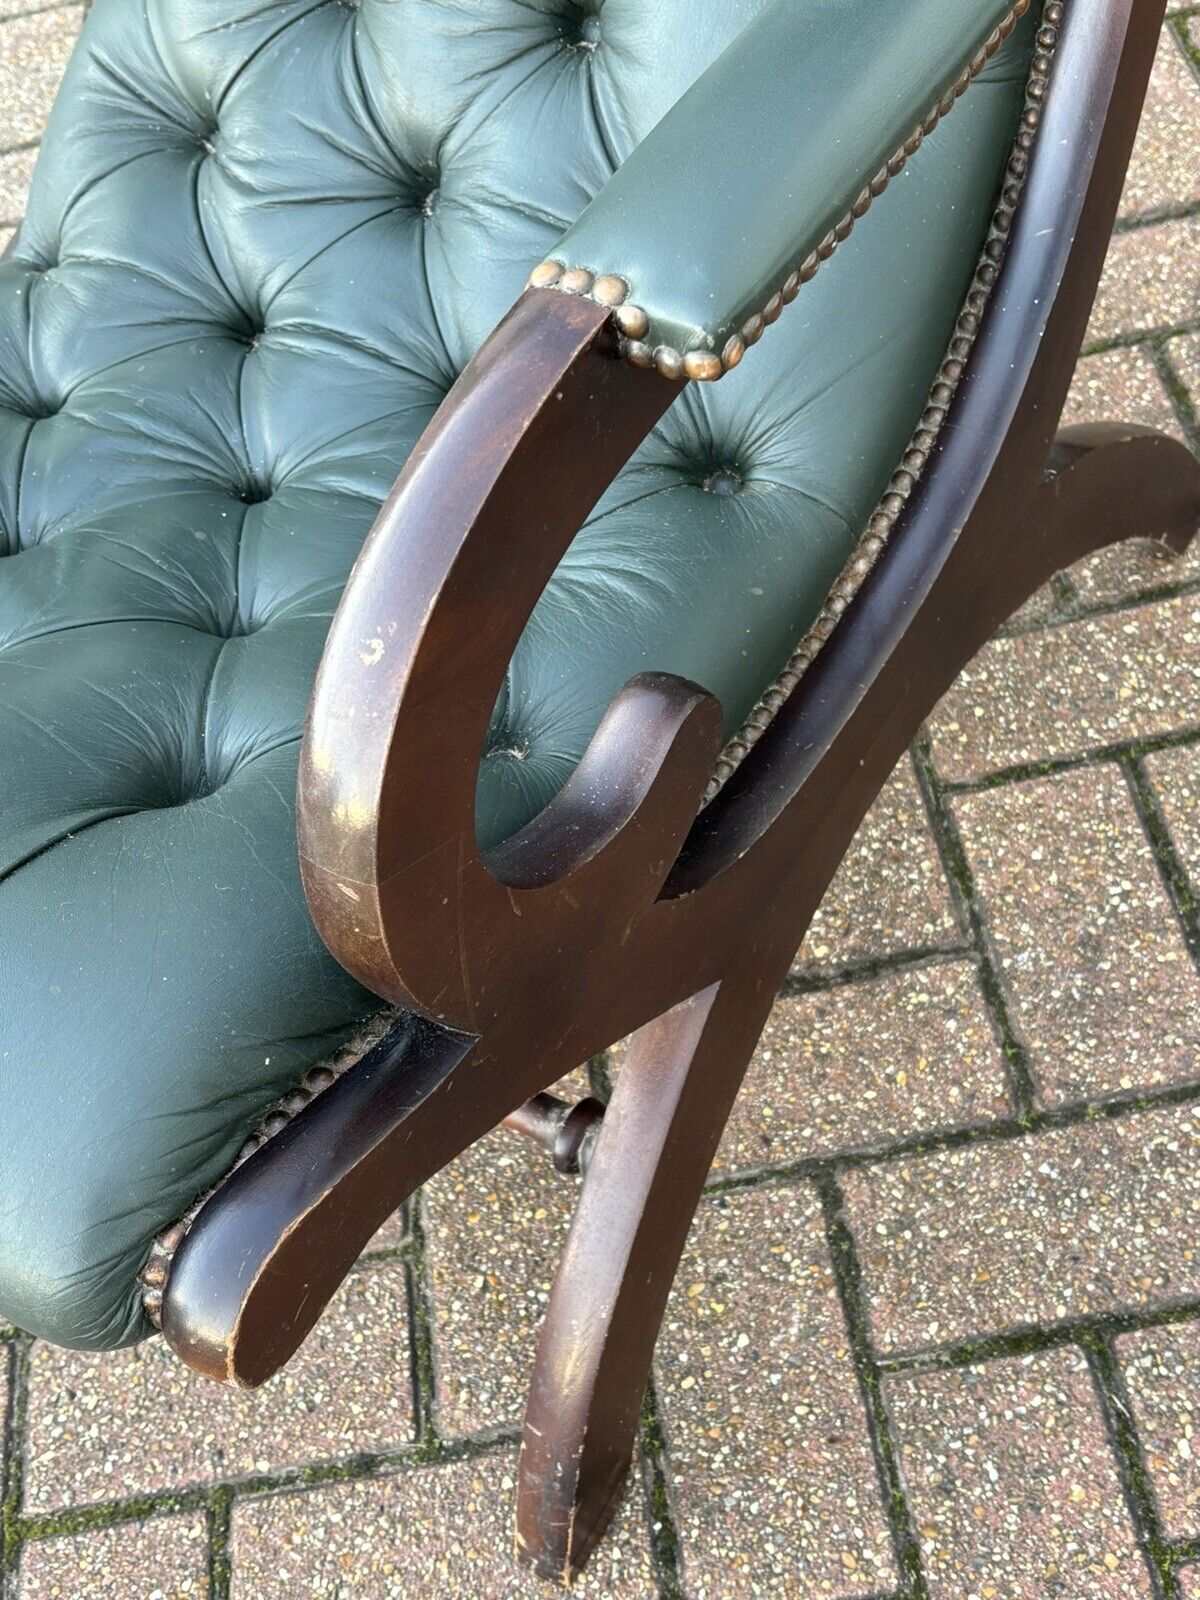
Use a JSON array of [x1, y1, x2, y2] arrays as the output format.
[[164, 292, 726, 1385], [297, 288, 723, 1032]]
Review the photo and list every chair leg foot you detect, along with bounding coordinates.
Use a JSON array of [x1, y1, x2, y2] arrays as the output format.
[[1042, 422, 1200, 564], [514, 973, 779, 1583]]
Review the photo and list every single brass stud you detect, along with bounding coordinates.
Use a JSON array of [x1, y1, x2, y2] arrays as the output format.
[[592, 273, 628, 307], [722, 334, 746, 370], [683, 350, 722, 381], [741, 312, 765, 346], [614, 302, 650, 339]]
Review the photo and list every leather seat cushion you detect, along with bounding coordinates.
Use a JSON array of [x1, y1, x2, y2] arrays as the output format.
[[0, 0, 1032, 1348]]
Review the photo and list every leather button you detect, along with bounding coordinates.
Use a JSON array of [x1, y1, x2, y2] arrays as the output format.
[[702, 469, 742, 496], [233, 479, 272, 507], [210, 617, 264, 640]]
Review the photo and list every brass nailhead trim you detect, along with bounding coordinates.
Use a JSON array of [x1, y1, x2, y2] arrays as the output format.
[[704, 0, 1063, 803], [145, 0, 1057, 1330], [528, 0, 1031, 381]]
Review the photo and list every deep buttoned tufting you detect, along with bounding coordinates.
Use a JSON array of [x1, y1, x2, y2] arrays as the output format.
[[0, 0, 1034, 1349]]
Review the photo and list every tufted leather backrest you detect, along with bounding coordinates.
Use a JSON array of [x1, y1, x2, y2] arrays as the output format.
[[0, 0, 1034, 843], [0, 0, 1033, 1349]]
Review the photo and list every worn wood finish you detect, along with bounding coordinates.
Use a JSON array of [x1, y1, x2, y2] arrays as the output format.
[[161, 0, 1200, 1576], [516, 974, 784, 1580]]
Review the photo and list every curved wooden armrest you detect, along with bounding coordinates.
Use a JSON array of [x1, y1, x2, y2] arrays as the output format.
[[163, 289, 727, 1386], [297, 288, 722, 1031]]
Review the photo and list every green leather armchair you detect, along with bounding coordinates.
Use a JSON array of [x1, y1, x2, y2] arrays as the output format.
[[0, 0, 1195, 1577]]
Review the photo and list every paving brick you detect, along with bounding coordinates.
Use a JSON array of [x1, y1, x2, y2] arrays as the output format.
[[0, 0, 83, 18], [1087, 217, 1200, 345], [1069, 536, 1200, 610], [1169, 330, 1200, 406], [1117, 1318, 1200, 1542], [363, 1204, 407, 1255], [0, 1346, 9, 1484], [928, 596, 1200, 782], [888, 1347, 1154, 1598], [230, 1450, 658, 1598], [1062, 346, 1187, 444], [423, 1125, 575, 1437], [796, 760, 961, 973], [18, 1513, 209, 1599], [843, 1102, 1200, 1356], [0, 144, 35, 224], [658, 1184, 898, 1597], [1005, 579, 1069, 632], [1181, 1563, 1200, 1600], [1147, 741, 1200, 887], [0, 6, 82, 150], [1120, 28, 1200, 220], [715, 960, 1010, 1175], [23, 1258, 414, 1511], [954, 766, 1200, 1103]]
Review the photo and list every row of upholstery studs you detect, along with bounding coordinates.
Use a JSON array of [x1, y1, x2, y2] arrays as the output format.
[[138, 1024, 389, 1327], [705, 0, 1063, 801]]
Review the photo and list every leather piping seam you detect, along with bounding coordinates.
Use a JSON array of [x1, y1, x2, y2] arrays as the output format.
[[526, 0, 1032, 381]]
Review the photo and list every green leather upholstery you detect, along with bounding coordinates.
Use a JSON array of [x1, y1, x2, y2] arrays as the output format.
[[0, 0, 1033, 1350], [558, 0, 1023, 360]]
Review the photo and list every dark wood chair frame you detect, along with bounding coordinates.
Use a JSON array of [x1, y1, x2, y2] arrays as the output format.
[[128, 0, 1200, 1580]]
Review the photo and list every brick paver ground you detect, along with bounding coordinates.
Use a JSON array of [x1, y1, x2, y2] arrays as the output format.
[[1, 5, 1199, 1598]]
